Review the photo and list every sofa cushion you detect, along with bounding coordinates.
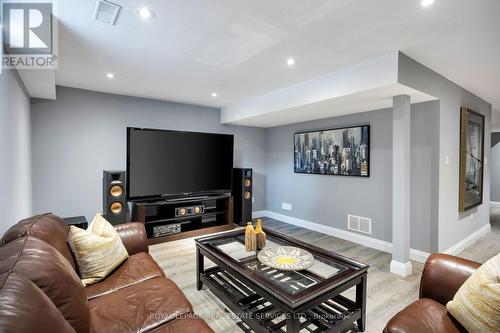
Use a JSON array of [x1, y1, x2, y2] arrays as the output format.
[[148, 318, 214, 333], [0, 272, 76, 333], [85, 252, 165, 300], [114, 222, 150, 255], [0, 236, 90, 333], [69, 213, 129, 286], [2, 213, 76, 270], [89, 277, 193, 333], [384, 298, 465, 333], [446, 253, 500, 333]]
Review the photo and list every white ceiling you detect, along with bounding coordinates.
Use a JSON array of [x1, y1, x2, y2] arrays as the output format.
[[227, 84, 437, 127], [55, 0, 500, 114], [17, 69, 56, 100], [221, 52, 438, 127]]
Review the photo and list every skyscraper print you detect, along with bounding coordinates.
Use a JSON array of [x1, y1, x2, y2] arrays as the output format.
[[294, 125, 369, 177]]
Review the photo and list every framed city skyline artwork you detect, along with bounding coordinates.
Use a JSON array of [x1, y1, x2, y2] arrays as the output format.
[[294, 125, 370, 177]]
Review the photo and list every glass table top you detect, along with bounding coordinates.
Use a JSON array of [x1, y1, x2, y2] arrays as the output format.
[[212, 235, 348, 295]]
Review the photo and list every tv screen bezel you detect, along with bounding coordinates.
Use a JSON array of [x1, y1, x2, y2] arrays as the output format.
[[126, 127, 234, 202]]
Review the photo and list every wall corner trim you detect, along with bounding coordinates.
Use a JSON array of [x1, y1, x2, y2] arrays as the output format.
[[444, 223, 492, 255], [253, 210, 431, 263]]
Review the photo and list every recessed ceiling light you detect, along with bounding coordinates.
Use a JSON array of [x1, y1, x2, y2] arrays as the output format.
[[211, 92, 218, 97], [420, 0, 434, 7], [137, 7, 154, 19], [106, 73, 115, 79], [286, 58, 296, 66]]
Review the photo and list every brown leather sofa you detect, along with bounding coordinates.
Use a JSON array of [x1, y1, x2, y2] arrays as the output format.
[[0, 213, 214, 333], [384, 253, 481, 333]]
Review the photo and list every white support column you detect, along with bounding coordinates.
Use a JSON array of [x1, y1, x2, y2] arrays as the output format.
[[390, 94, 412, 277]]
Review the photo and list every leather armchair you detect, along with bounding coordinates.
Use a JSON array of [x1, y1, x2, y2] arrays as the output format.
[[384, 253, 480, 333]]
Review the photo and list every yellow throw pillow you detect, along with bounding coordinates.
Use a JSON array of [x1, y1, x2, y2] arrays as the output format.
[[446, 253, 500, 333], [68, 213, 129, 286]]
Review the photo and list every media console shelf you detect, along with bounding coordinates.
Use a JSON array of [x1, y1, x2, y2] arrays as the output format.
[[131, 194, 234, 244]]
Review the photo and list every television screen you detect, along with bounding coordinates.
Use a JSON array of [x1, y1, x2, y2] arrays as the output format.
[[127, 128, 234, 200]]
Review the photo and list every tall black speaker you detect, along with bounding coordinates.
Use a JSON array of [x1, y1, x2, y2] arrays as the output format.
[[103, 170, 127, 225], [232, 168, 252, 226]]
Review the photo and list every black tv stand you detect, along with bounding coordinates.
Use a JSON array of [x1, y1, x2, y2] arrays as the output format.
[[131, 195, 234, 244], [164, 193, 230, 203]]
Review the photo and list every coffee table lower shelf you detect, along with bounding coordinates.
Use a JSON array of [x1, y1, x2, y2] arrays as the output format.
[[201, 266, 361, 333]]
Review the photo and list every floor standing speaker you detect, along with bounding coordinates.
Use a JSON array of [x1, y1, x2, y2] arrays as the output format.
[[103, 170, 127, 225], [233, 168, 252, 226]]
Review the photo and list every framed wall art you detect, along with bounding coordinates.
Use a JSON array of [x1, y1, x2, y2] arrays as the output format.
[[459, 107, 485, 212], [294, 125, 369, 177]]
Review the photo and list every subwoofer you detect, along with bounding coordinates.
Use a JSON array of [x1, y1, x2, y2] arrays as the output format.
[[103, 170, 127, 225], [232, 168, 252, 226]]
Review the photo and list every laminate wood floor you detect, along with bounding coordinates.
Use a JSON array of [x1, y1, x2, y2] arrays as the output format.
[[149, 209, 500, 333]]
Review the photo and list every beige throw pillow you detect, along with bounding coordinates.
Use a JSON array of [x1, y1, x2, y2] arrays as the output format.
[[68, 213, 129, 286], [446, 253, 500, 333]]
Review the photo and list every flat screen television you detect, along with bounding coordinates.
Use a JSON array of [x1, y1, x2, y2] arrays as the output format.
[[127, 128, 234, 201]]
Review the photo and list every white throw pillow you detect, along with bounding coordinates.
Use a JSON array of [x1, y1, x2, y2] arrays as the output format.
[[446, 253, 500, 333], [68, 213, 129, 286]]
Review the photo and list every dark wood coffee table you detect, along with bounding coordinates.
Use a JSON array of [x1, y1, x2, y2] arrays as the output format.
[[195, 228, 368, 332]]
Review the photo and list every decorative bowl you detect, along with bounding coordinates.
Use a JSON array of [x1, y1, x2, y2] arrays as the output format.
[[257, 246, 314, 271]]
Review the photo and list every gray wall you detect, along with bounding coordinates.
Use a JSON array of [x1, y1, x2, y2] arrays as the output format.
[[399, 53, 492, 252], [410, 101, 440, 252], [31, 87, 266, 222], [491, 132, 500, 202], [265, 102, 439, 252], [0, 69, 32, 235]]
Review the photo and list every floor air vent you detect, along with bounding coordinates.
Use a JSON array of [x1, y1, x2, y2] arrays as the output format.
[[347, 215, 372, 234]]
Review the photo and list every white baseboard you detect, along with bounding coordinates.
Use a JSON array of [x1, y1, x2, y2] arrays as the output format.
[[409, 248, 431, 263], [252, 210, 268, 218], [490, 201, 500, 206], [253, 210, 431, 263], [444, 223, 492, 255], [390, 260, 412, 277]]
